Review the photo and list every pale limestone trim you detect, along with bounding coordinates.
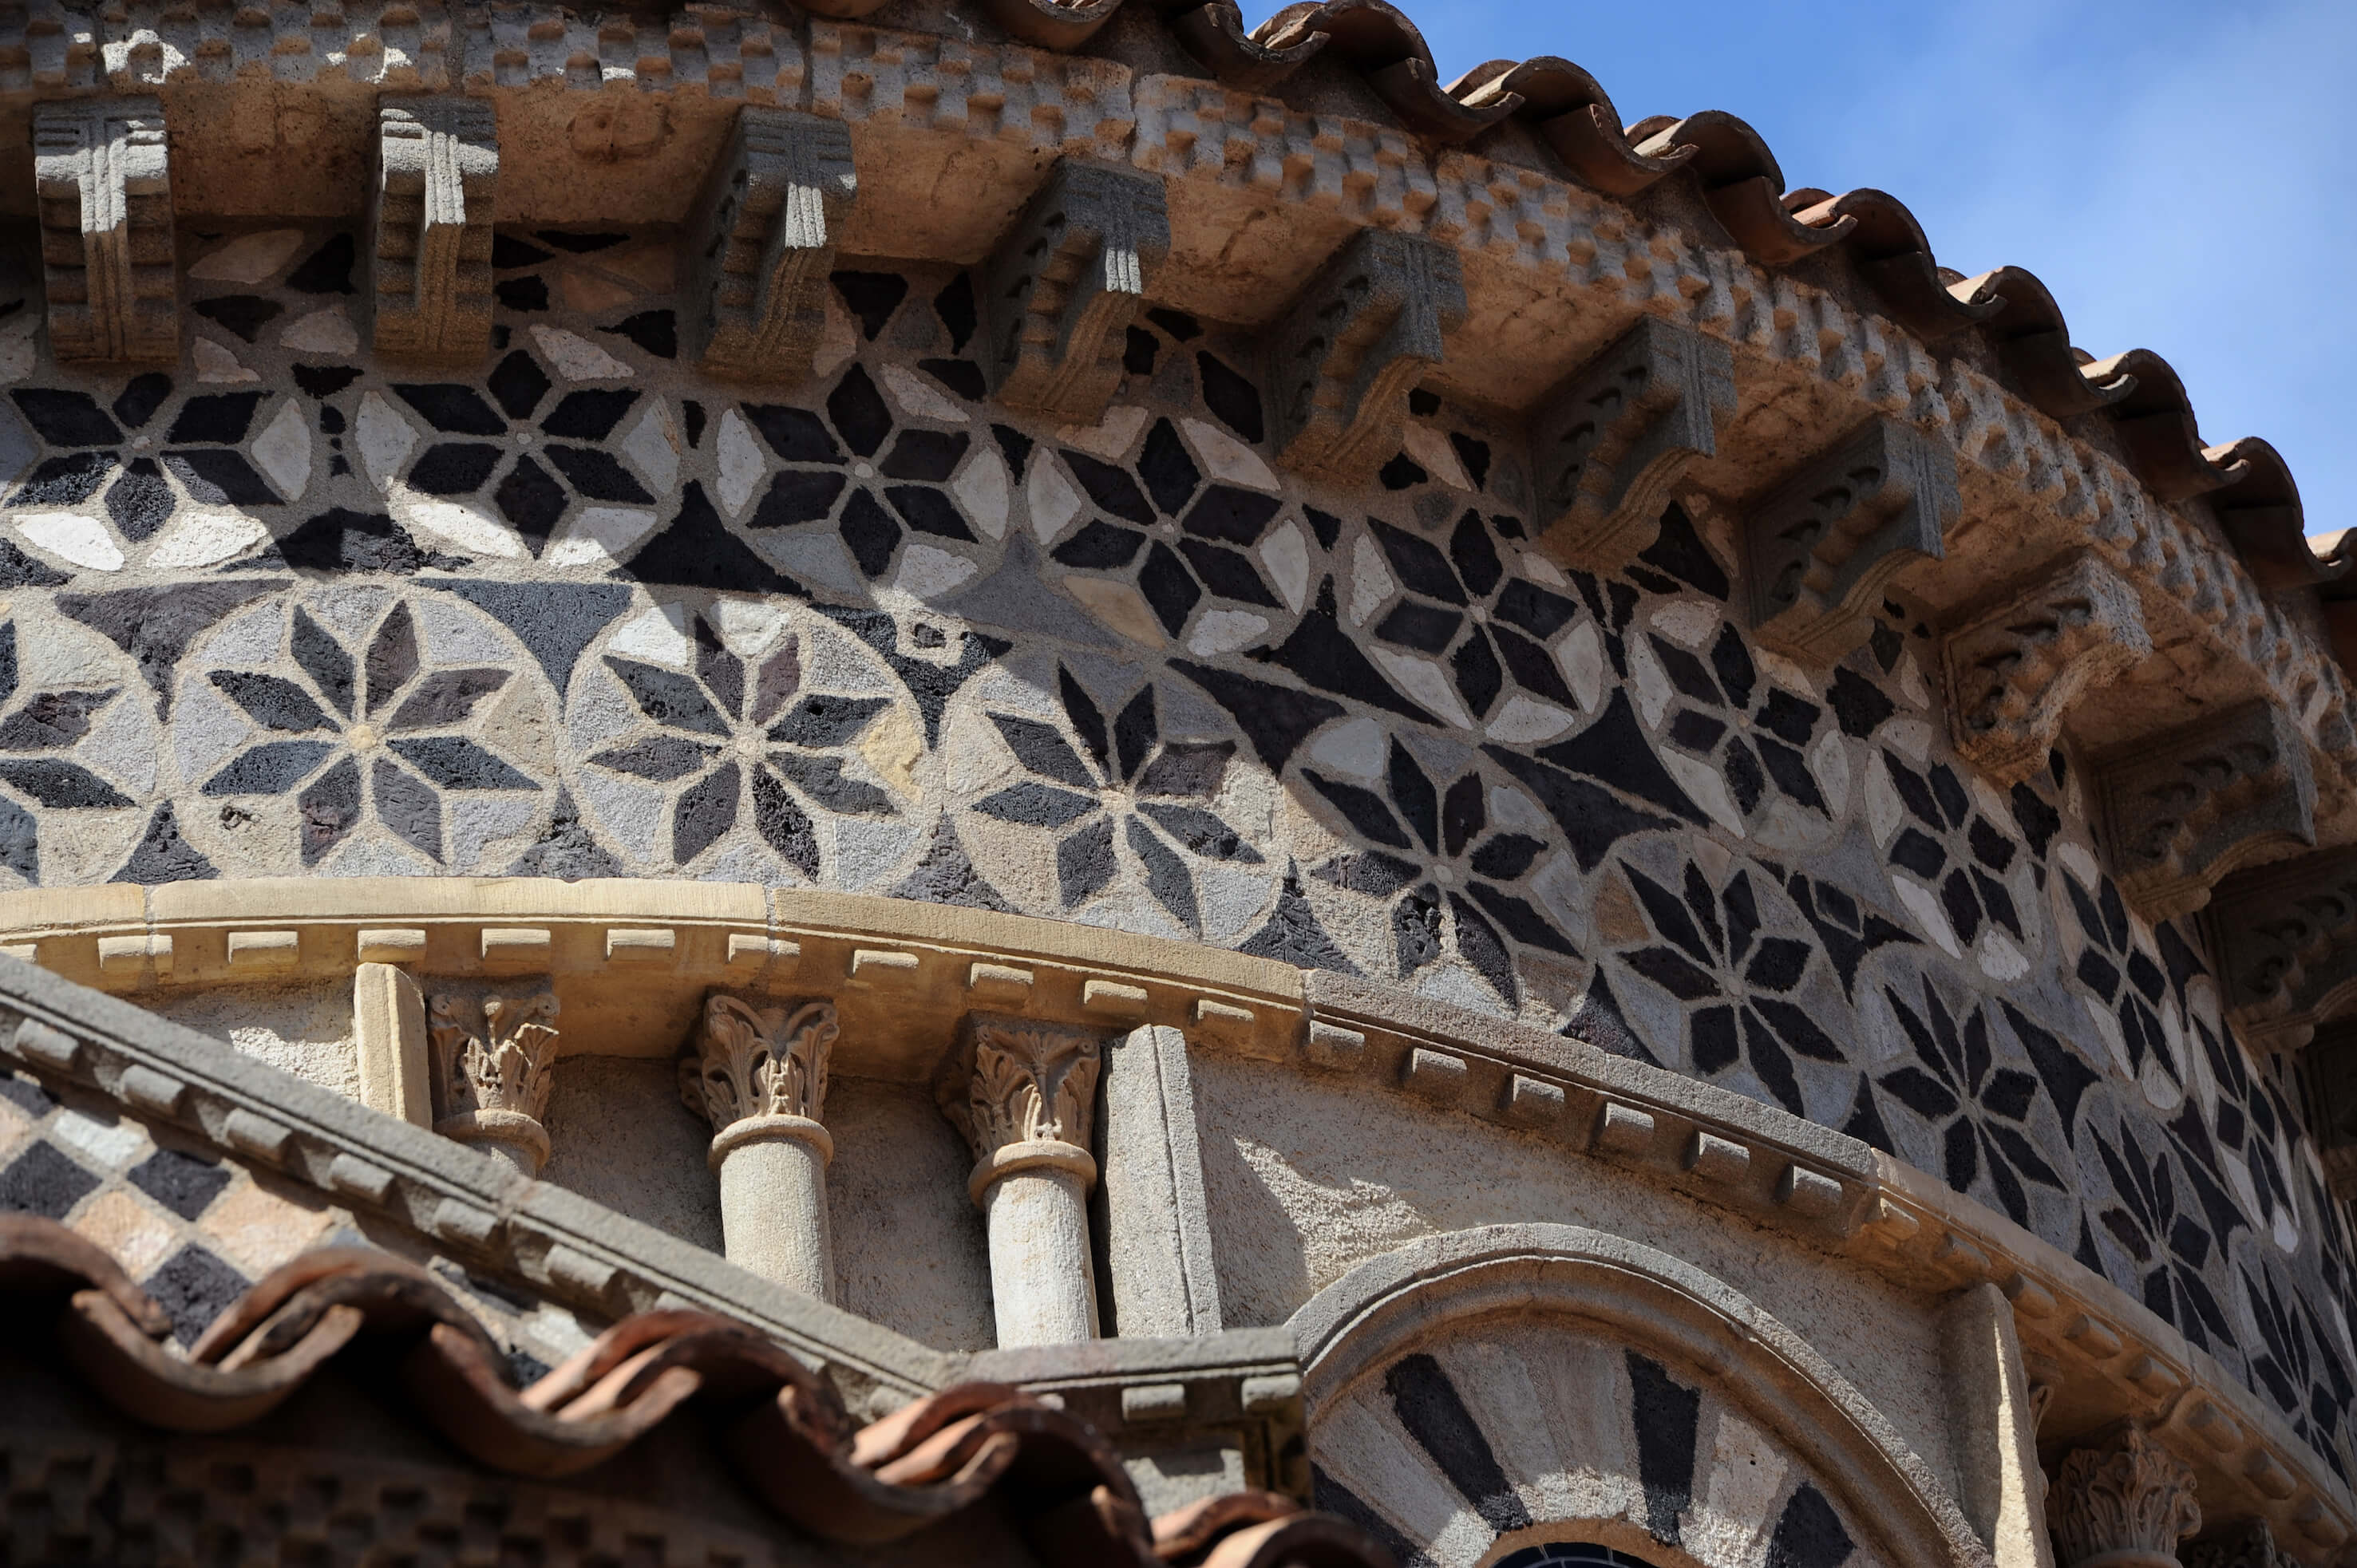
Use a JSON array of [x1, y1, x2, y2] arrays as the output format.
[[1941, 1282, 2058, 1568], [0, 877, 2346, 1551], [1290, 1223, 1991, 1568], [352, 960, 429, 1128]]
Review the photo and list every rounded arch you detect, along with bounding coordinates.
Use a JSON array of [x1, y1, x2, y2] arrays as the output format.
[[1290, 1225, 1989, 1568]]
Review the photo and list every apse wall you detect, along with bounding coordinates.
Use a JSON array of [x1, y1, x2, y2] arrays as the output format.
[[0, 225, 2347, 1479]]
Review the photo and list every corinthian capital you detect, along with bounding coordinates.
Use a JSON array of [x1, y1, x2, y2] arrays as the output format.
[[680, 994, 839, 1132], [428, 990, 561, 1174], [941, 1016, 1103, 1163], [2047, 1426, 2201, 1568]]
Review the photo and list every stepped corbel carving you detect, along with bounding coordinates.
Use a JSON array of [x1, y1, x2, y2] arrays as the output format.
[[370, 97, 499, 364], [939, 1014, 1105, 1347], [681, 994, 840, 1298], [1944, 553, 2152, 786], [1744, 417, 1959, 662], [2185, 1519, 2301, 1568], [33, 97, 177, 365], [684, 108, 857, 383], [2207, 847, 2357, 1053], [978, 159, 1170, 421], [2046, 1426, 2201, 1568], [428, 989, 560, 1175], [1269, 228, 1466, 485], [2304, 1029, 2357, 1201], [1531, 316, 1736, 559], [2095, 701, 2317, 921]]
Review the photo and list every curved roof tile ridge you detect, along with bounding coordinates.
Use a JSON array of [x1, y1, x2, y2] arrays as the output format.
[[1078, 0, 2323, 567], [2, 1212, 1392, 1568]]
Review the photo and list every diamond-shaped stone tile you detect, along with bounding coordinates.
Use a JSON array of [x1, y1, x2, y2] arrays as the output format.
[[144, 1245, 251, 1345], [127, 1147, 232, 1220], [0, 1140, 100, 1221]]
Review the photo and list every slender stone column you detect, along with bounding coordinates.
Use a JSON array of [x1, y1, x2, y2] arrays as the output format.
[[679, 994, 840, 1300], [2047, 1425, 2201, 1568], [940, 1015, 1104, 1348], [428, 990, 560, 1176]]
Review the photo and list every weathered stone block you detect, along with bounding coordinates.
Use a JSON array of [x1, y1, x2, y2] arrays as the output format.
[[1532, 317, 1735, 560], [1944, 552, 2151, 785], [370, 97, 499, 365], [34, 97, 177, 365], [978, 159, 1170, 421], [2210, 847, 2357, 1052], [1746, 417, 1957, 662], [685, 108, 857, 384], [1268, 227, 1465, 484], [2096, 700, 2316, 920]]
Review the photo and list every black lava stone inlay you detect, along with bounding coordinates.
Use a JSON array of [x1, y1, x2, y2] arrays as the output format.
[[1196, 353, 1264, 443], [1627, 1351, 1699, 1542], [144, 1246, 250, 1346], [0, 1140, 99, 1219], [831, 271, 908, 340], [127, 1147, 231, 1219]]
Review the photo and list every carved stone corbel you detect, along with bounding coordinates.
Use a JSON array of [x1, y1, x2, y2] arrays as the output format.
[[2207, 847, 2357, 1052], [428, 989, 560, 1175], [938, 1014, 1104, 1347], [1531, 316, 1736, 559], [2185, 1519, 2300, 1568], [1745, 417, 1959, 661], [1268, 227, 1467, 485], [2046, 1426, 2201, 1568], [34, 97, 177, 365], [1944, 552, 2153, 785], [2306, 1028, 2357, 1200], [684, 108, 856, 384], [978, 159, 1170, 421], [370, 96, 499, 364], [2095, 701, 2317, 921], [680, 993, 840, 1298]]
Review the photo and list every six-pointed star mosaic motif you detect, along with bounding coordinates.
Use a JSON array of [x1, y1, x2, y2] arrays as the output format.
[[0, 225, 2345, 1473]]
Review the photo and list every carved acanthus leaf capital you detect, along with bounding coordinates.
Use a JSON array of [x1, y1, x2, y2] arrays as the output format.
[[940, 1015, 1102, 1163], [680, 993, 839, 1132], [2046, 1426, 2201, 1568], [429, 989, 561, 1124]]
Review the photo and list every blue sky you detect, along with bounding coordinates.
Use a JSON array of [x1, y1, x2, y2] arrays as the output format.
[[1410, 2, 2357, 538]]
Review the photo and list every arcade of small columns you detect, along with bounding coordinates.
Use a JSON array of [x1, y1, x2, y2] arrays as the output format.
[[417, 979, 2239, 1568], [422, 981, 1101, 1348]]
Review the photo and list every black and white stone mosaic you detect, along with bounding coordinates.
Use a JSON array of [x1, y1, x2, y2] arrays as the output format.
[[0, 226, 2348, 1472]]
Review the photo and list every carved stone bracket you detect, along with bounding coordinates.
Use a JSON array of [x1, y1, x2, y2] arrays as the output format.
[[1268, 227, 1467, 485], [428, 989, 560, 1175], [2207, 847, 2357, 1052], [34, 97, 177, 365], [978, 158, 1171, 421], [680, 994, 839, 1162], [1531, 316, 1736, 559], [2046, 1425, 2201, 1568], [1745, 417, 1959, 661], [2308, 1029, 2357, 1201], [2096, 701, 2318, 921], [370, 96, 499, 364], [684, 108, 857, 384], [1944, 552, 2153, 786]]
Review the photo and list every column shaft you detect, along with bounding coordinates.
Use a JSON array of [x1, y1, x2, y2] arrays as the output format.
[[983, 1160, 1096, 1346], [715, 1125, 834, 1301]]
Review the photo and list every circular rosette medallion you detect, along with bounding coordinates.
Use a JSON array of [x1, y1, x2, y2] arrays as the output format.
[[170, 587, 559, 875], [564, 600, 925, 885], [0, 598, 158, 887], [944, 659, 1278, 942]]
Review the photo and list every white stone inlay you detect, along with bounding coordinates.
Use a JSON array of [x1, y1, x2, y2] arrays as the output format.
[[189, 228, 306, 284], [249, 398, 311, 500], [529, 325, 635, 381]]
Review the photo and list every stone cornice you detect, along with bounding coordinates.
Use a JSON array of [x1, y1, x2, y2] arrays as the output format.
[[0, 7, 2341, 850], [0, 876, 2346, 1555]]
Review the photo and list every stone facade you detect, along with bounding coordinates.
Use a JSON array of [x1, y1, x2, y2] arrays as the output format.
[[0, 4, 2351, 1568]]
